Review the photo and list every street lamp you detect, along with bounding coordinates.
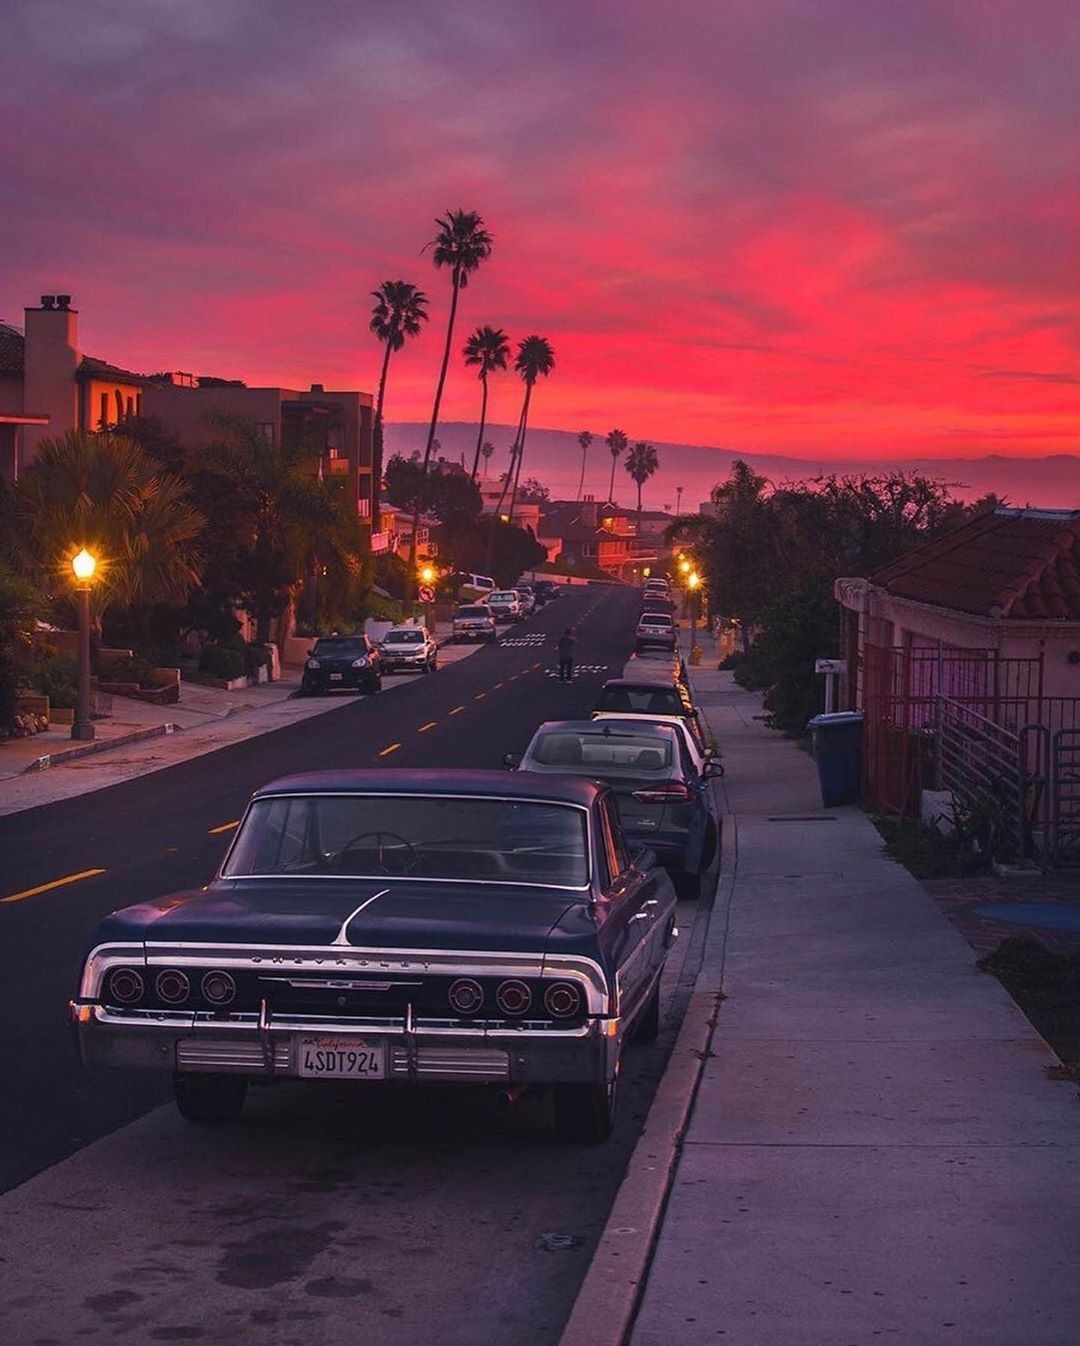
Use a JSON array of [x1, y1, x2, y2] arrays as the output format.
[[71, 548, 97, 741], [687, 570, 701, 657]]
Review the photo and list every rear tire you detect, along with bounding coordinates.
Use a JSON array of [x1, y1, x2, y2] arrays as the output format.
[[676, 869, 703, 900], [174, 1073, 247, 1124], [552, 1077, 617, 1144]]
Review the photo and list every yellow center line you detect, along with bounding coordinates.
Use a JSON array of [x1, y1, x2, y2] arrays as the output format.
[[208, 820, 239, 835], [379, 742, 402, 757], [2, 868, 106, 905], [474, 692, 486, 700], [419, 721, 438, 732], [449, 705, 464, 715]]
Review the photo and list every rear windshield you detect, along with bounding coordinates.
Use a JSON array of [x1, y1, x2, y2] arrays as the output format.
[[596, 686, 686, 716], [456, 606, 490, 618], [226, 795, 590, 887], [490, 592, 517, 601], [312, 637, 367, 655], [530, 731, 673, 774], [385, 629, 424, 643]]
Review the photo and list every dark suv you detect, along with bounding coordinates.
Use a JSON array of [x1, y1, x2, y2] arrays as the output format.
[[301, 634, 382, 695]]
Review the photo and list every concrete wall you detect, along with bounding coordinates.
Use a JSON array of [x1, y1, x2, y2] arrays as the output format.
[[142, 384, 285, 448]]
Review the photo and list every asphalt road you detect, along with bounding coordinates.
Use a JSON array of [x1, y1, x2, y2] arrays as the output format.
[[0, 585, 713, 1345]]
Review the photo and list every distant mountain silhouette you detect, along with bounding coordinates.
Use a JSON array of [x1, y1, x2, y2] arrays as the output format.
[[385, 421, 1079, 511]]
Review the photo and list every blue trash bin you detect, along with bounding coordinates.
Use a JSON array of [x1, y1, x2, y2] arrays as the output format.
[[807, 711, 864, 807]]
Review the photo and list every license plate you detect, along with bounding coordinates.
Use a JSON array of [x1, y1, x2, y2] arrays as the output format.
[[329, 672, 343, 681], [297, 1035, 386, 1079]]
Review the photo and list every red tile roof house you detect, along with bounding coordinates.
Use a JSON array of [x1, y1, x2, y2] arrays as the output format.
[[538, 499, 640, 581], [836, 507, 1080, 706], [836, 509, 1080, 850]]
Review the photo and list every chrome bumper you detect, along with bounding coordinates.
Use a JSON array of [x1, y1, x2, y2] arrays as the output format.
[[70, 1004, 617, 1085]]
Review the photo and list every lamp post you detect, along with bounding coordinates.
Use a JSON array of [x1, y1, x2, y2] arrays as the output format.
[[687, 570, 701, 656], [419, 563, 436, 631], [71, 548, 97, 741]]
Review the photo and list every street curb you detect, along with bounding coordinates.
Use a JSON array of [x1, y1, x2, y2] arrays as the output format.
[[19, 722, 181, 775], [558, 659, 734, 1346]]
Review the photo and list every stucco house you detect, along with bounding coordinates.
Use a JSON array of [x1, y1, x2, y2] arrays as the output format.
[[836, 507, 1080, 708]]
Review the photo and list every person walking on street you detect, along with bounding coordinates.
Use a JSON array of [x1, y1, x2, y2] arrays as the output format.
[[557, 627, 577, 682]]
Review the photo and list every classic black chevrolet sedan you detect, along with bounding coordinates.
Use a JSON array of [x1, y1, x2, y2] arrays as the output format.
[[70, 770, 678, 1143]]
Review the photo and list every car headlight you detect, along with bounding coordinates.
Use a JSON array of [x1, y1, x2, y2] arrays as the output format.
[[351, 656, 369, 668], [306, 658, 321, 669]]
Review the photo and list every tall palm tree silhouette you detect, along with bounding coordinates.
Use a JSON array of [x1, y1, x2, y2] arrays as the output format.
[[506, 336, 556, 523], [410, 209, 492, 573], [605, 428, 628, 504], [463, 325, 511, 481], [369, 281, 428, 532], [625, 440, 660, 534], [575, 430, 593, 501]]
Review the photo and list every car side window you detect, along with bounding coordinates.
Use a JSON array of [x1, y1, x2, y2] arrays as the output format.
[[600, 797, 630, 878]]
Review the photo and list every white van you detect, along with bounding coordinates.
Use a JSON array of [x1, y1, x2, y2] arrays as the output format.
[[459, 573, 496, 600]]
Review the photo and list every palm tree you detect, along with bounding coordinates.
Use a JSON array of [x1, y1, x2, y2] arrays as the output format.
[[464, 326, 511, 481], [12, 430, 204, 642], [575, 430, 593, 501], [480, 440, 496, 473], [410, 209, 493, 573], [369, 280, 428, 533], [625, 440, 660, 533], [505, 336, 556, 524], [605, 428, 628, 504]]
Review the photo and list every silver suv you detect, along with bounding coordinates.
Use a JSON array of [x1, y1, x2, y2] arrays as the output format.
[[452, 603, 497, 643], [380, 625, 439, 674], [488, 590, 524, 623]]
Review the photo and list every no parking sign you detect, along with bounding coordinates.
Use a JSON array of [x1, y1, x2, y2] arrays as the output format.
[[418, 584, 436, 603]]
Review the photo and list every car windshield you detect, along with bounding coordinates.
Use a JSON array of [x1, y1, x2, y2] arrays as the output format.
[[639, 614, 672, 627], [596, 686, 687, 715], [490, 592, 516, 602], [456, 606, 489, 618], [385, 629, 424, 644], [313, 638, 367, 656], [530, 731, 673, 776], [224, 795, 590, 887]]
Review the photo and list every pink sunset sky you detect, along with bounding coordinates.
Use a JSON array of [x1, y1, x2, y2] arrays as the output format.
[[3, 0, 1080, 460]]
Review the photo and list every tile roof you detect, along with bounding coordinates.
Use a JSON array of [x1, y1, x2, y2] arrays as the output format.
[[871, 508, 1080, 620], [0, 323, 24, 376], [76, 355, 151, 385]]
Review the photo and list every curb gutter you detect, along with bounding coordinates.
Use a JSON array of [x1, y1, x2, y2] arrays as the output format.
[[20, 722, 180, 775]]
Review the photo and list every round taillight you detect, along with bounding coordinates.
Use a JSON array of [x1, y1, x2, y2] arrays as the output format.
[[495, 979, 532, 1016], [544, 981, 583, 1019], [108, 967, 144, 1005], [155, 969, 190, 1005], [201, 970, 237, 1007], [448, 978, 484, 1015]]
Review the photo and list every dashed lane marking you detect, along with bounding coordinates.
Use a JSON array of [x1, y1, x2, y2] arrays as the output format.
[[1, 868, 106, 905], [449, 705, 464, 715], [419, 721, 438, 732], [378, 743, 402, 757], [474, 692, 487, 700], [208, 820, 239, 835]]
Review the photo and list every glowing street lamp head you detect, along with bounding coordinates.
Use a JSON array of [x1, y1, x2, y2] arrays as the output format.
[[679, 558, 691, 574], [688, 571, 701, 590], [72, 548, 97, 582], [419, 564, 436, 585], [643, 566, 651, 578]]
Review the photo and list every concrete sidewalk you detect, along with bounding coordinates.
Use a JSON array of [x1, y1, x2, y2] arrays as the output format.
[[629, 666, 1080, 1345]]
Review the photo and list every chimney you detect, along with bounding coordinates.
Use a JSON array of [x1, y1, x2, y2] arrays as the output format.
[[23, 294, 80, 462], [310, 382, 324, 393], [580, 499, 598, 527]]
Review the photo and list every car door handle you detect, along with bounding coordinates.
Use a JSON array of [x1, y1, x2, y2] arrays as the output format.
[[643, 899, 659, 907], [629, 911, 651, 922]]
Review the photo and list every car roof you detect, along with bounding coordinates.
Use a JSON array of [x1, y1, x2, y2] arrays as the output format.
[[253, 768, 601, 804], [530, 718, 679, 740], [600, 678, 685, 692], [385, 626, 427, 635]]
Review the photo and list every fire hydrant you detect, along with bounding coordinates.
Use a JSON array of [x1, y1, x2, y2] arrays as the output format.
[[690, 644, 703, 666]]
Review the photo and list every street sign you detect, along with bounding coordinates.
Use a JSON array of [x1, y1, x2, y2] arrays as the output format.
[[815, 658, 847, 675], [418, 584, 436, 604]]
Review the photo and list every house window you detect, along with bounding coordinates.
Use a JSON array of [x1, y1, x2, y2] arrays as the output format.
[[99, 393, 109, 428], [114, 390, 124, 420], [125, 396, 134, 419]]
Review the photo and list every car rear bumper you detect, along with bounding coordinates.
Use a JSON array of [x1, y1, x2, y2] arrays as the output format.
[[69, 1004, 618, 1085], [635, 636, 676, 650], [453, 628, 494, 641], [301, 671, 377, 690]]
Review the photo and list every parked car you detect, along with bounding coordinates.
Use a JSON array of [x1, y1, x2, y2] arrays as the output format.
[[459, 573, 496, 601], [488, 590, 524, 623], [380, 625, 438, 675], [641, 595, 676, 616], [533, 580, 562, 605], [643, 579, 670, 596], [594, 677, 695, 721], [635, 611, 676, 652], [509, 720, 721, 899], [300, 634, 381, 695], [516, 585, 537, 614], [452, 604, 497, 643], [622, 651, 690, 691], [69, 769, 678, 1143]]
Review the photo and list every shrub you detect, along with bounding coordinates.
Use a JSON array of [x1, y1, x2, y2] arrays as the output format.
[[103, 654, 156, 686], [199, 645, 246, 681], [31, 654, 78, 708], [244, 643, 272, 678]]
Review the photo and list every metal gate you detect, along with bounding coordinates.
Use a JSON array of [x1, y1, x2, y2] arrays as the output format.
[[1052, 729, 1080, 865]]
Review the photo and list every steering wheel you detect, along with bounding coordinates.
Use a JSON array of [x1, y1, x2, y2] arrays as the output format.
[[338, 830, 420, 875]]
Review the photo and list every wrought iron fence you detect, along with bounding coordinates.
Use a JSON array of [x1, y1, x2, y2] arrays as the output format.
[[934, 697, 1033, 862]]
